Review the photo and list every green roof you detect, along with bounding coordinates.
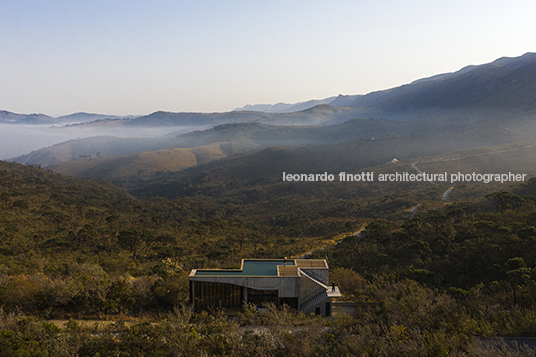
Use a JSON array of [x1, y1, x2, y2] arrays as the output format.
[[194, 259, 295, 277]]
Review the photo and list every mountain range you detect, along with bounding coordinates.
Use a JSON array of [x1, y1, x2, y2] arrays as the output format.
[[0, 111, 126, 125], [346, 52, 536, 122], [5, 52, 536, 129], [232, 94, 361, 113], [7, 52, 536, 184]]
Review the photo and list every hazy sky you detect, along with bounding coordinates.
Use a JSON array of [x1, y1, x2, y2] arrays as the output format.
[[1, 0, 535, 117]]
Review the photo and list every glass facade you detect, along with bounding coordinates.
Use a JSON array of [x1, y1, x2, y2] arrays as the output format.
[[247, 288, 278, 307], [192, 281, 242, 308], [191, 282, 301, 309], [279, 297, 299, 309]]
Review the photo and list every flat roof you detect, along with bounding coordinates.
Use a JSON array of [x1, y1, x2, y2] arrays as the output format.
[[277, 265, 300, 277], [295, 259, 328, 269], [194, 259, 295, 277]]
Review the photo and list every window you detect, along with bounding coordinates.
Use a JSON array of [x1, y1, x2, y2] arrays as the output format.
[[248, 288, 278, 307], [193, 282, 242, 308]]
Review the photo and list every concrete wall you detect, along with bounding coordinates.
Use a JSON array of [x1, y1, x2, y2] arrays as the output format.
[[303, 298, 333, 317], [300, 268, 329, 286], [299, 272, 326, 304], [278, 277, 301, 298]]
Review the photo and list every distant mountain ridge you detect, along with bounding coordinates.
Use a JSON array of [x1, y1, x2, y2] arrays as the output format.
[[0, 111, 129, 125], [56, 112, 126, 123], [233, 52, 536, 122], [6, 52, 536, 172], [120, 105, 361, 127], [233, 94, 361, 113], [347, 52, 536, 121], [110, 52, 536, 126], [0, 110, 54, 124], [4, 52, 536, 129], [11, 52, 536, 185], [12, 108, 515, 170]]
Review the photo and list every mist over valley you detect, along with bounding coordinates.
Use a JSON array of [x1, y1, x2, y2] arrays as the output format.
[[0, 123, 209, 160], [6, 52, 536, 186], [6, 1, 536, 354]]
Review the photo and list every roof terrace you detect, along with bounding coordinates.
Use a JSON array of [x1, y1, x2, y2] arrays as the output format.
[[191, 259, 327, 277]]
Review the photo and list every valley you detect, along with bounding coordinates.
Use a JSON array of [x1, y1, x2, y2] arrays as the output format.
[[3, 52, 536, 355]]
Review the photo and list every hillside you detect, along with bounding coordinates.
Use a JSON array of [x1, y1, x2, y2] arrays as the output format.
[[12, 105, 517, 169], [11, 136, 167, 167], [125, 132, 527, 199], [10, 118, 414, 166], [0, 156, 413, 275], [48, 142, 231, 181], [200, 53, 536, 124], [55, 112, 125, 123], [122, 105, 360, 127], [7, 52, 536, 173], [348, 52, 536, 122], [4, 155, 536, 355], [5, 136, 536, 356]]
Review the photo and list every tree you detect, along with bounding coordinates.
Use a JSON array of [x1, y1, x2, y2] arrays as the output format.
[[505, 257, 532, 305], [486, 192, 524, 212], [117, 229, 154, 260]]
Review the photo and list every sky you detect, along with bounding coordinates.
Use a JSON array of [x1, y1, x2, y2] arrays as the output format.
[[1, 0, 535, 117]]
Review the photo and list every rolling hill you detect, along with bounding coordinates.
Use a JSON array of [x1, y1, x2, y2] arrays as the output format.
[[9, 52, 536, 186], [121, 104, 361, 127], [13, 107, 516, 178], [10, 118, 416, 166], [125, 129, 523, 199], [0, 110, 55, 125], [48, 142, 231, 181]]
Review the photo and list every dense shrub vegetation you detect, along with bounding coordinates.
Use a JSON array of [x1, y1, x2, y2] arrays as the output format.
[[2, 160, 536, 355]]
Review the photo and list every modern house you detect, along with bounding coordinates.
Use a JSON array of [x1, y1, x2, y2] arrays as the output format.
[[189, 258, 341, 316]]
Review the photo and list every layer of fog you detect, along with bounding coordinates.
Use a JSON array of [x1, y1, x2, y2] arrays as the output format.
[[0, 124, 205, 160]]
